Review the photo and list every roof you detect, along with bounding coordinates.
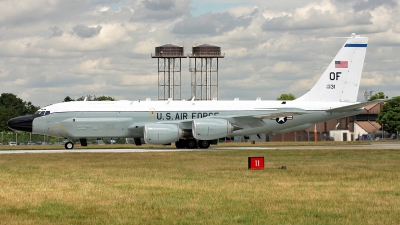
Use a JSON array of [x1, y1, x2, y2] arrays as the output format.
[[194, 44, 220, 48], [355, 121, 381, 133], [157, 44, 181, 48], [361, 102, 382, 114], [364, 103, 379, 111]]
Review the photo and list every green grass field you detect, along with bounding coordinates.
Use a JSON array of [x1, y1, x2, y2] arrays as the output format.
[[0, 148, 399, 224], [0, 140, 369, 150]]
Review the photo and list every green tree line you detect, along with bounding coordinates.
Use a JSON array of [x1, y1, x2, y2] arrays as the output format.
[[0, 93, 40, 132], [64, 95, 115, 102]]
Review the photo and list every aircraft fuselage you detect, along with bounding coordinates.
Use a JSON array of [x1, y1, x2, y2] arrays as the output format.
[[30, 100, 361, 139]]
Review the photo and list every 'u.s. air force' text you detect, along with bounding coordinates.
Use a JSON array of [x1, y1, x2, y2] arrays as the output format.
[[155, 112, 219, 120]]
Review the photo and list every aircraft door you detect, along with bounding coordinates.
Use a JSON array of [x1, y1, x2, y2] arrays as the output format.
[[105, 112, 119, 137]]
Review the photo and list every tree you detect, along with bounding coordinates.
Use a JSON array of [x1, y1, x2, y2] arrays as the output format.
[[0, 93, 40, 131], [376, 96, 400, 133], [94, 95, 115, 101], [368, 92, 387, 101], [0, 105, 19, 132], [63, 96, 75, 102], [277, 93, 296, 100], [25, 101, 38, 114]]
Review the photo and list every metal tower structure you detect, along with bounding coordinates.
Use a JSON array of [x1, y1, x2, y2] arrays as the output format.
[[151, 44, 186, 100], [189, 44, 224, 100], [363, 89, 374, 101]]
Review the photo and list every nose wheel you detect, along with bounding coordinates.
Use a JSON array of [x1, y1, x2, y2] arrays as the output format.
[[64, 141, 74, 150]]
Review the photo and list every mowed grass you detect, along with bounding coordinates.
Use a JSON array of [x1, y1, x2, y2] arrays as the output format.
[[0, 149, 399, 224]]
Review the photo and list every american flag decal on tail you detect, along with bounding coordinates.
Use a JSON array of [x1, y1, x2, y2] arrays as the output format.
[[335, 61, 348, 68]]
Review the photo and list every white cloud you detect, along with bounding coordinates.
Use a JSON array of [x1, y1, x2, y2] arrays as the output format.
[[271, 62, 301, 73], [262, 0, 372, 32], [360, 71, 384, 87]]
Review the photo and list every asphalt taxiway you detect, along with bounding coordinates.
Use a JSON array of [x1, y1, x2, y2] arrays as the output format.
[[0, 146, 276, 154], [0, 142, 399, 154]]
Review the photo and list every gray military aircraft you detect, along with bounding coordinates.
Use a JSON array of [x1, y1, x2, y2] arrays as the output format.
[[8, 33, 384, 149]]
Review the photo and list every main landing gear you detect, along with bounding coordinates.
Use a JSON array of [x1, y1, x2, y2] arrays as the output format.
[[175, 139, 211, 149], [62, 139, 212, 150]]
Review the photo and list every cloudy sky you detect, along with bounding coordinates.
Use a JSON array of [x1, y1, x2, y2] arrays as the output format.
[[1, 0, 399, 107]]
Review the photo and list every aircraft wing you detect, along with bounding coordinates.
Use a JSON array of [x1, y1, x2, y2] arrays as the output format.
[[210, 108, 308, 127], [221, 108, 307, 119], [326, 99, 388, 112], [249, 111, 307, 119], [128, 108, 308, 131]]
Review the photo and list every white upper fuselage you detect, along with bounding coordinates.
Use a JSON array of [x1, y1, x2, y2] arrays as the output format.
[[41, 99, 356, 113]]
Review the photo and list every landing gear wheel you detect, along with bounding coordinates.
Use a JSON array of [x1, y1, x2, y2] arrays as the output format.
[[186, 139, 197, 149], [175, 140, 186, 149], [198, 140, 210, 149], [65, 141, 74, 150]]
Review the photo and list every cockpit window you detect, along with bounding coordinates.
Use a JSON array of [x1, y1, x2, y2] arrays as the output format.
[[35, 110, 50, 115]]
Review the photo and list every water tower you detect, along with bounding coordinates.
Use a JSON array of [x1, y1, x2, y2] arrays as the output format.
[[189, 44, 224, 100], [152, 44, 187, 100]]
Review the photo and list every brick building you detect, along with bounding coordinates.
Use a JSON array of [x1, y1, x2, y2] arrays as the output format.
[[235, 103, 383, 142], [265, 102, 383, 142]]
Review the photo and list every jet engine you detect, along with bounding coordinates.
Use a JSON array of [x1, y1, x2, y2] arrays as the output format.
[[192, 119, 235, 140], [144, 124, 183, 144]]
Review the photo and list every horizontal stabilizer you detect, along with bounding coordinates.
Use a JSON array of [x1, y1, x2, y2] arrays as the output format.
[[252, 111, 307, 119], [326, 99, 388, 112]]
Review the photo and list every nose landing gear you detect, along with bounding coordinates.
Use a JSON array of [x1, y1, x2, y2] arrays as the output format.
[[64, 141, 74, 150]]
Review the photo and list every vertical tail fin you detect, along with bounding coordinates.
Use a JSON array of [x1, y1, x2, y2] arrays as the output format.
[[296, 34, 368, 102]]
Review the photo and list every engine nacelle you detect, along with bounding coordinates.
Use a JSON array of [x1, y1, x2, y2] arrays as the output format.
[[192, 119, 233, 140], [144, 124, 183, 145]]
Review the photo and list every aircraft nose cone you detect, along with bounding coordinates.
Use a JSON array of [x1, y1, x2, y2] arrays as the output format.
[[7, 114, 42, 132]]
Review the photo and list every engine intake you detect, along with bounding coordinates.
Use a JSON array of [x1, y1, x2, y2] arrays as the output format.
[[144, 124, 183, 144]]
